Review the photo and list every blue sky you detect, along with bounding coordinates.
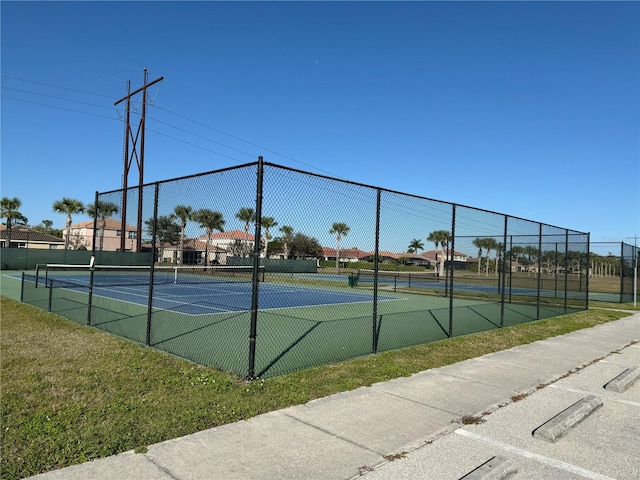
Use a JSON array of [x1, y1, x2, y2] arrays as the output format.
[[1, 1, 638, 252]]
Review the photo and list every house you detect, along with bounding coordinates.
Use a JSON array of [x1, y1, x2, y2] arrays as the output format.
[[64, 218, 140, 252], [419, 249, 470, 270], [158, 238, 227, 265], [321, 247, 369, 264], [196, 229, 265, 258], [0, 225, 64, 249]]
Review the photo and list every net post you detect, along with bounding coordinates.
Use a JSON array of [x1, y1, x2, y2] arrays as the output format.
[[20, 272, 25, 302]]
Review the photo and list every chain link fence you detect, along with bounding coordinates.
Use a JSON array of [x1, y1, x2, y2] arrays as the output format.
[[589, 241, 639, 303], [21, 159, 590, 378]]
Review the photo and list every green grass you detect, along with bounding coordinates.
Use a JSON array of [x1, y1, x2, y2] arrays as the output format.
[[0, 296, 633, 480]]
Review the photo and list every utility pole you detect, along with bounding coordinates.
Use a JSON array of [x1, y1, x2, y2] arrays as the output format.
[[114, 68, 163, 252]]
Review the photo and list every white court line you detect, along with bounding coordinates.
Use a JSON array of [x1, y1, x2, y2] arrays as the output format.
[[454, 429, 615, 480]]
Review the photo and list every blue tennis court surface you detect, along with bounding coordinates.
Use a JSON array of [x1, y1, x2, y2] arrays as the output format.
[[23, 272, 397, 316]]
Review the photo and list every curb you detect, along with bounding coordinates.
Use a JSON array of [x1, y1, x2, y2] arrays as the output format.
[[532, 395, 603, 443], [604, 366, 640, 393]]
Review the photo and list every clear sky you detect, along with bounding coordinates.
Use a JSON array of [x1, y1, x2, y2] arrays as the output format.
[[1, 1, 639, 252]]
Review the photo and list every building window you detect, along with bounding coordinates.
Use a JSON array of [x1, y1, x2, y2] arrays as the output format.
[[128, 231, 137, 239]]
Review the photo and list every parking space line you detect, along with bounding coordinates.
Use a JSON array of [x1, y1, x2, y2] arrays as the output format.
[[454, 429, 616, 480]]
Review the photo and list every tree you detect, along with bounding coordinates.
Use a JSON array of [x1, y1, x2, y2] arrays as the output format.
[[261, 216, 278, 258], [329, 222, 350, 271], [509, 245, 525, 273], [523, 245, 539, 276], [53, 197, 85, 250], [483, 238, 499, 276], [267, 237, 284, 257], [235, 207, 255, 257], [87, 200, 119, 251], [472, 238, 485, 275], [174, 205, 194, 265], [289, 232, 323, 259], [1, 197, 26, 248], [193, 209, 225, 266], [33, 220, 63, 238], [144, 215, 181, 263], [427, 230, 450, 277], [279, 225, 294, 259], [407, 238, 424, 255]]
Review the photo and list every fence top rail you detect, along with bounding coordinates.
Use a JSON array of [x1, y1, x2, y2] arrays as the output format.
[[95, 159, 589, 237]]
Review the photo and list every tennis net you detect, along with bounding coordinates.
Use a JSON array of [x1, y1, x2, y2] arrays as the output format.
[[356, 269, 439, 287], [36, 264, 265, 289]]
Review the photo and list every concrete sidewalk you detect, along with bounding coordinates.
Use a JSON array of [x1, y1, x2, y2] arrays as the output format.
[[28, 313, 639, 480]]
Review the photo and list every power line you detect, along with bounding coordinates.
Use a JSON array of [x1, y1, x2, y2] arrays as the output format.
[[2, 86, 115, 110], [1, 74, 114, 98], [2, 74, 346, 179], [1, 95, 120, 122]]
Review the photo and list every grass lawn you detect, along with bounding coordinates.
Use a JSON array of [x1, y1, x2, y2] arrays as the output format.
[[0, 295, 634, 480]]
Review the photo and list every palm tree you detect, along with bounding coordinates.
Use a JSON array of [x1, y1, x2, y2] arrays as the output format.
[[279, 225, 294, 259], [261, 216, 278, 258], [52, 197, 85, 250], [87, 200, 119, 251], [174, 205, 194, 265], [482, 238, 499, 277], [523, 245, 539, 276], [427, 230, 450, 277], [1, 197, 26, 248], [329, 222, 350, 271], [509, 245, 525, 273], [472, 237, 485, 276], [193, 209, 225, 266], [235, 207, 256, 257], [407, 238, 424, 255]]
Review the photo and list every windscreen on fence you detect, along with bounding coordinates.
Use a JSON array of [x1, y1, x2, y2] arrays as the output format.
[[20, 159, 590, 379]]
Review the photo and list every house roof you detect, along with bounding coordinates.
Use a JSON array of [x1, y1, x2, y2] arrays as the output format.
[[198, 229, 264, 242], [321, 247, 369, 258], [0, 225, 64, 243], [69, 218, 137, 230], [161, 238, 227, 252]]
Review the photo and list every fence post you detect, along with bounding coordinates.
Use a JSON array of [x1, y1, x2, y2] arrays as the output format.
[[87, 191, 99, 326], [146, 183, 160, 346], [619, 241, 624, 304], [372, 189, 381, 354], [536, 223, 542, 320], [448, 204, 456, 338], [48, 280, 53, 312], [500, 216, 508, 328], [585, 233, 590, 310], [564, 230, 569, 313], [248, 157, 264, 380]]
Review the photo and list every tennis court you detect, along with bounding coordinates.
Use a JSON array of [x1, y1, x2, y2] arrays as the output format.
[[19, 264, 579, 378]]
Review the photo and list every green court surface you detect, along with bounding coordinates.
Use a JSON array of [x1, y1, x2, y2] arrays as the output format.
[[11, 270, 582, 378]]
